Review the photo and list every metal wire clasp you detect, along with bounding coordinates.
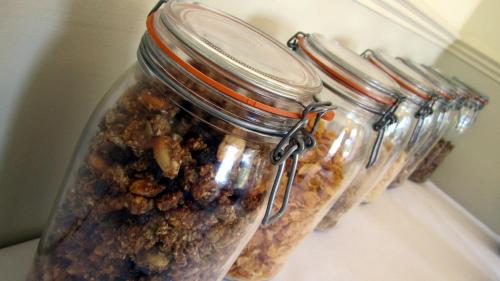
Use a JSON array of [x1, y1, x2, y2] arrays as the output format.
[[366, 95, 403, 168], [261, 102, 335, 225], [149, 0, 168, 15], [287, 32, 308, 51], [408, 96, 436, 147]]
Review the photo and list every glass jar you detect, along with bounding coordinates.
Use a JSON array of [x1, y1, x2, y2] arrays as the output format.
[[225, 33, 379, 281], [391, 60, 458, 186], [361, 50, 438, 202], [28, 2, 328, 281], [280, 34, 415, 233], [409, 73, 488, 183], [452, 77, 489, 124]]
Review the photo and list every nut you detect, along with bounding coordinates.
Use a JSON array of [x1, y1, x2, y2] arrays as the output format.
[[130, 179, 166, 197], [87, 153, 108, 173], [152, 136, 181, 179], [126, 194, 154, 215], [216, 135, 246, 162]]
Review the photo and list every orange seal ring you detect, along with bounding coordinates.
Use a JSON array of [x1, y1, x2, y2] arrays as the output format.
[[146, 13, 334, 121]]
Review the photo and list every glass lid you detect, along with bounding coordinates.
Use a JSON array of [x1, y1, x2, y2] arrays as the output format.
[[157, 0, 322, 103], [363, 50, 434, 100], [299, 34, 400, 106], [398, 58, 454, 101], [452, 77, 489, 106]]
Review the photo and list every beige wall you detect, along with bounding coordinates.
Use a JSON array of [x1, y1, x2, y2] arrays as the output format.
[[431, 0, 500, 234], [459, 0, 500, 63]]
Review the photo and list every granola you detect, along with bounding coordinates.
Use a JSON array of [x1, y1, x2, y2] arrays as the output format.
[[28, 75, 274, 281], [410, 138, 454, 183], [316, 142, 392, 231], [362, 152, 407, 203], [227, 123, 344, 281]]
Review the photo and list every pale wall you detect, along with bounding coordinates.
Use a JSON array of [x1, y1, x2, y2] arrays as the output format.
[[430, 0, 500, 235]]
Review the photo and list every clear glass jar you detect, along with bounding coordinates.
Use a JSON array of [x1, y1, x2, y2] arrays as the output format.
[[226, 33, 380, 281], [409, 74, 488, 183], [279, 34, 415, 233], [391, 60, 458, 186], [361, 51, 438, 202], [28, 2, 326, 281]]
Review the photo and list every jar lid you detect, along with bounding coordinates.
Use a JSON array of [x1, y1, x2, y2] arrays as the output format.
[[149, 1, 322, 120], [297, 34, 399, 107], [452, 77, 489, 107], [398, 58, 455, 101], [363, 50, 434, 101]]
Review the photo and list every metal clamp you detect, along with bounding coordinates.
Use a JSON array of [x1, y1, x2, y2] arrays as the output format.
[[287, 32, 308, 51], [366, 95, 402, 168], [149, 0, 168, 15], [262, 102, 335, 225], [408, 96, 436, 147]]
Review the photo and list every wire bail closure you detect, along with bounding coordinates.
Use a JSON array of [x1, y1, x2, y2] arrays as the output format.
[[287, 31, 308, 51], [408, 96, 436, 147], [366, 95, 402, 168], [262, 102, 335, 225]]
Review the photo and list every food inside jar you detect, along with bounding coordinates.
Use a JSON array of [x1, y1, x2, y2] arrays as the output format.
[[315, 142, 392, 230], [28, 73, 275, 281], [227, 122, 344, 281], [409, 138, 454, 183], [362, 152, 407, 203]]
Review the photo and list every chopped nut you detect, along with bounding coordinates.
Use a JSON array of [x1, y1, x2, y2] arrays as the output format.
[[216, 135, 246, 162], [152, 136, 181, 179], [136, 251, 170, 273], [130, 179, 166, 197], [87, 153, 108, 173], [126, 194, 154, 215]]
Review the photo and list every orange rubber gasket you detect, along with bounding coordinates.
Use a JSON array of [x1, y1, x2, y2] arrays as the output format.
[[296, 36, 395, 106], [146, 14, 333, 121], [367, 57, 430, 101]]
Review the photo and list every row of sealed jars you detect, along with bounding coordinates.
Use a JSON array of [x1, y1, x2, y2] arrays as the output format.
[[28, 1, 488, 281], [407, 69, 489, 183], [391, 61, 489, 186]]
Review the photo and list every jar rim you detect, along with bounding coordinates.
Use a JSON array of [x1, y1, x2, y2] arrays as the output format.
[[294, 33, 400, 107], [362, 50, 435, 101], [147, 1, 327, 121]]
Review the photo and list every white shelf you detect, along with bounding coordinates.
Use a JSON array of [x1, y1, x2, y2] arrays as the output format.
[[1, 181, 499, 281]]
